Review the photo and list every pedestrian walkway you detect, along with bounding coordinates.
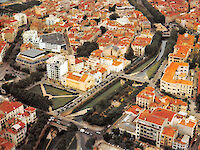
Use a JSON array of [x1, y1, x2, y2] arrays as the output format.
[[40, 84, 78, 100]]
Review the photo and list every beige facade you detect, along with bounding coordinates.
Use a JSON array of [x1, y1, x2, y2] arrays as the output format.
[[62, 73, 95, 91], [136, 87, 155, 109], [160, 62, 193, 98]]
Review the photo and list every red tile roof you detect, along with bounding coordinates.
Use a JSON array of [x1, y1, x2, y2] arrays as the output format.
[[0, 137, 15, 150], [0, 101, 23, 114], [126, 105, 142, 115], [138, 110, 166, 125], [152, 108, 176, 122], [162, 126, 177, 137], [25, 107, 36, 113]]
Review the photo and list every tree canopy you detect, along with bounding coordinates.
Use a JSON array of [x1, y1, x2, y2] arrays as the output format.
[[76, 42, 99, 57]]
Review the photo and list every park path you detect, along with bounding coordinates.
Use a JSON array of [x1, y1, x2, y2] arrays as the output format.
[[40, 84, 78, 100]]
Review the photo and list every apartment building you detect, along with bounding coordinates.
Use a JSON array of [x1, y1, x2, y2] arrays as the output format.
[[136, 87, 155, 109], [22, 30, 38, 44], [168, 34, 194, 65], [13, 13, 27, 27], [160, 62, 193, 98], [161, 126, 178, 147], [4, 118, 27, 145], [0, 101, 24, 130], [46, 54, 68, 81], [131, 37, 152, 57], [0, 137, 15, 150], [172, 134, 190, 150], [136, 110, 168, 148]]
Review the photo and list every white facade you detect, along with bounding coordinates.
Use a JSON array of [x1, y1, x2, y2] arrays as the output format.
[[14, 13, 27, 27], [38, 33, 66, 53], [46, 55, 68, 81], [22, 30, 38, 44], [45, 15, 60, 25], [4, 120, 27, 145], [172, 135, 190, 150]]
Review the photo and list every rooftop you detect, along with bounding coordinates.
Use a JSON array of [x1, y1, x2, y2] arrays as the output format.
[[162, 126, 177, 137], [138, 110, 166, 126], [161, 62, 193, 85], [40, 33, 66, 45], [0, 101, 23, 114], [20, 49, 46, 58], [152, 108, 176, 122]]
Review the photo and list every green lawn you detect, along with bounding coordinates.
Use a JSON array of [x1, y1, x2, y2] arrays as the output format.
[[44, 85, 73, 96], [132, 57, 155, 73], [146, 59, 163, 79], [80, 81, 122, 110], [30, 85, 43, 96], [29, 85, 76, 110]]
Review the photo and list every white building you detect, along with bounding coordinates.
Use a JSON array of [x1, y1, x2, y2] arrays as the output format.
[[13, 13, 27, 27], [172, 135, 190, 150], [4, 118, 27, 146], [45, 15, 60, 25], [136, 110, 168, 148], [88, 70, 102, 85], [22, 30, 38, 44], [0, 101, 24, 129], [39, 33, 67, 53], [46, 55, 68, 81]]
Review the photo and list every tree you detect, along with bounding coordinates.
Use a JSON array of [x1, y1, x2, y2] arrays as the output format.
[[112, 128, 120, 135], [85, 138, 96, 149], [21, 144, 33, 150], [100, 26, 107, 35], [83, 15, 87, 20], [109, 13, 120, 20], [109, 4, 116, 12], [76, 42, 99, 57], [103, 133, 112, 142]]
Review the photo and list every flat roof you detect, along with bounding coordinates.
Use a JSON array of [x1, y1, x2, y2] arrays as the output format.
[[20, 49, 46, 58], [40, 33, 66, 45]]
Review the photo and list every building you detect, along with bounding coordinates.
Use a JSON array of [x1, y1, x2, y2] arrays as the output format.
[[13, 13, 27, 27], [38, 33, 67, 53], [131, 37, 152, 57], [45, 15, 60, 25], [22, 30, 38, 44], [0, 41, 9, 63], [0, 101, 24, 129], [46, 54, 68, 81], [136, 87, 155, 109], [168, 45, 191, 65], [172, 135, 190, 150], [1, 28, 17, 42], [177, 119, 197, 137], [4, 118, 26, 145], [160, 62, 193, 98], [16, 49, 49, 71], [62, 72, 95, 91], [152, 108, 176, 125], [136, 110, 168, 147], [17, 107, 37, 124], [114, 105, 143, 136], [161, 126, 178, 147], [0, 137, 15, 150]]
